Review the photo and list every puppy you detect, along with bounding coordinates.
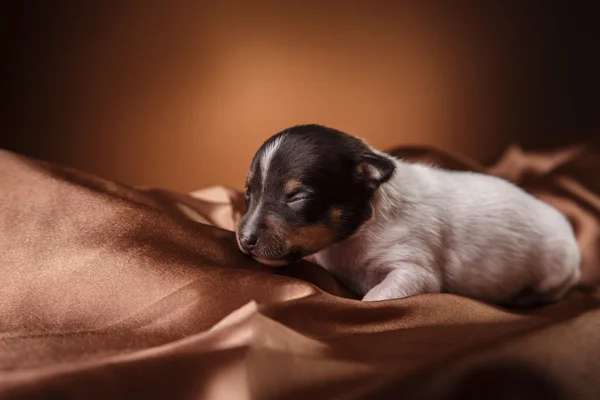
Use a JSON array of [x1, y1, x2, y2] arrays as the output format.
[[236, 124, 581, 305]]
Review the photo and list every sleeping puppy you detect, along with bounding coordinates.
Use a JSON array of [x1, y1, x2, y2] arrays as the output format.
[[236, 124, 581, 306]]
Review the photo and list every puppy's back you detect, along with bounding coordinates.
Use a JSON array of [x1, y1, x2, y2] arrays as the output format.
[[425, 166, 580, 304]]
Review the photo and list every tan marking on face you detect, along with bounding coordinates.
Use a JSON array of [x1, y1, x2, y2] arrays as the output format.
[[266, 215, 337, 253], [284, 179, 301, 195], [266, 214, 287, 236], [329, 207, 343, 226], [290, 223, 336, 251]]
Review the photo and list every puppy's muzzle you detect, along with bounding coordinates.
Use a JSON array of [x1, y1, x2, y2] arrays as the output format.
[[238, 231, 258, 254]]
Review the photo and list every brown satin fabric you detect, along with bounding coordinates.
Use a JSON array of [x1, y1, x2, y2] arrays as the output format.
[[1, 145, 599, 399]]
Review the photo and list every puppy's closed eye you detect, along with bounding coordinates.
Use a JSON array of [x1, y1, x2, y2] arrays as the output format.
[[286, 189, 314, 211], [287, 190, 311, 202], [284, 180, 313, 204]]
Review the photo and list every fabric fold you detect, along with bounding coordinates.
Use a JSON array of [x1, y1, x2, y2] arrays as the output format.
[[1, 144, 599, 399]]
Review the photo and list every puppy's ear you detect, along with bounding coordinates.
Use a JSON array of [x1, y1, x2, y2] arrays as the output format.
[[356, 152, 396, 190]]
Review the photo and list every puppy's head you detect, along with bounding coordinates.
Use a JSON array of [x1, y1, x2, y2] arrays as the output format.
[[236, 124, 395, 266]]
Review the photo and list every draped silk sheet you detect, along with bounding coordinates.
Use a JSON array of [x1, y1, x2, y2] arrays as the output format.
[[1, 144, 599, 399]]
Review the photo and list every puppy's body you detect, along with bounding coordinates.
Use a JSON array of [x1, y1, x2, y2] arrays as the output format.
[[311, 157, 581, 304], [237, 125, 581, 305]]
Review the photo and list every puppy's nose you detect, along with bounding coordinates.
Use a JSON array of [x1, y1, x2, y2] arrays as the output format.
[[240, 232, 258, 252]]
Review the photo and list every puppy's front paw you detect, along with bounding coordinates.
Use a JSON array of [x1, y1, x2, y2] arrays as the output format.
[[362, 284, 411, 302], [362, 291, 395, 302], [362, 267, 441, 301]]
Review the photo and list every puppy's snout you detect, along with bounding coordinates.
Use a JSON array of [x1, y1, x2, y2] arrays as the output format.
[[239, 231, 258, 253]]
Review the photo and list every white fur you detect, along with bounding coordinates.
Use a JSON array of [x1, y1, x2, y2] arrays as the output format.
[[259, 135, 284, 188], [242, 135, 285, 239], [312, 155, 581, 304]]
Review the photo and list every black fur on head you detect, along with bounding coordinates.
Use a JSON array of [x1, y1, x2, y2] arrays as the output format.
[[236, 124, 396, 266]]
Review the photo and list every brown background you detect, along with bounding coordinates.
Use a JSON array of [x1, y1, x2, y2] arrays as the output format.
[[2, 1, 598, 191]]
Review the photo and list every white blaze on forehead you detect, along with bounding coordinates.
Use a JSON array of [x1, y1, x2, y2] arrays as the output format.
[[258, 135, 284, 189], [242, 134, 285, 234]]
